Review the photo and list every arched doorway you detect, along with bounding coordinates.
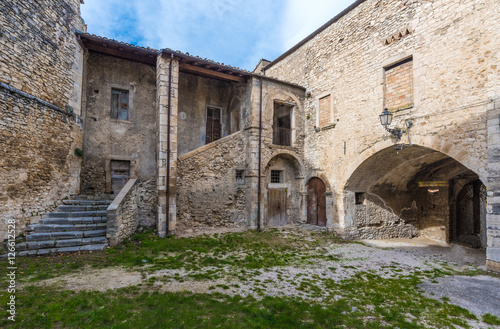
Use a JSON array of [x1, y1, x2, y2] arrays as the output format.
[[452, 179, 487, 248], [342, 144, 486, 246], [307, 178, 327, 226], [263, 153, 303, 228]]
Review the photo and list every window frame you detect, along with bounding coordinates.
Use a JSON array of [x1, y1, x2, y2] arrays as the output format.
[[110, 88, 130, 121], [205, 105, 223, 144], [316, 92, 335, 128]]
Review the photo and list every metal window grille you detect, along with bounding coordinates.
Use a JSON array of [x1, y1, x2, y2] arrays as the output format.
[[271, 170, 282, 183], [236, 170, 244, 182]]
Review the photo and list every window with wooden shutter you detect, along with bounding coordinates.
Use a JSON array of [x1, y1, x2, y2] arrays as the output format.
[[206, 106, 221, 144], [111, 89, 129, 120]]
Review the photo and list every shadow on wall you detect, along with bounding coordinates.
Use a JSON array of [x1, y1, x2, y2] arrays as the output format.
[[343, 144, 486, 248]]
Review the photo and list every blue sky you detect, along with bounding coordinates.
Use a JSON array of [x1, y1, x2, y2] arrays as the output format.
[[81, 0, 356, 71]]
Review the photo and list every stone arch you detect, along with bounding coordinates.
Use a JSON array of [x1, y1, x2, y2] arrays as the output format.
[[339, 137, 486, 245], [339, 135, 486, 192], [263, 90, 304, 123], [262, 151, 305, 228], [262, 150, 305, 179], [305, 172, 333, 193]]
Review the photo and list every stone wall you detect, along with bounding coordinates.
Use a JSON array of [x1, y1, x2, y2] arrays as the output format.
[[0, 84, 82, 240], [136, 179, 157, 228], [265, 0, 498, 239], [106, 179, 138, 247], [486, 99, 500, 271], [106, 178, 156, 246], [354, 197, 419, 240], [0, 0, 84, 114], [81, 52, 157, 194], [176, 131, 248, 234]]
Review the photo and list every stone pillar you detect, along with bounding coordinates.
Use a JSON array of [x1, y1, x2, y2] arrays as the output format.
[[486, 98, 500, 273], [245, 78, 263, 230], [156, 54, 179, 237]]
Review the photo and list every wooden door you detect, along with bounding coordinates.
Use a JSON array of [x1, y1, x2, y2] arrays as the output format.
[[110, 160, 130, 194], [307, 178, 326, 227], [206, 107, 221, 144], [268, 188, 287, 227]]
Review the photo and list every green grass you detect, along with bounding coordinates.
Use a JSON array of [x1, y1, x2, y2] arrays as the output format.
[[483, 313, 500, 325], [0, 271, 483, 329], [7, 229, 345, 282], [0, 229, 494, 328]]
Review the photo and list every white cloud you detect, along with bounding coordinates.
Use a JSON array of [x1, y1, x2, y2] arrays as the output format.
[[80, 0, 356, 70], [281, 0, 356, 51]]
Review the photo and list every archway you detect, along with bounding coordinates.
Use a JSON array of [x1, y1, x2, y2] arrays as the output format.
[[307, 177, 327, 227], [263, 153, 303, 228], [342, 144, 486, 247]]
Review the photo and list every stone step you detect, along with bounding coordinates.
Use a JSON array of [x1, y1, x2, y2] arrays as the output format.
[[13, 243, 108, 257], [62, 199, 112, 205], [40, 217, 106, 225], [26, 229, 107, 241], [73, 195, 113, 201], [45, 210, 107, 218], [56, 204, 109, 212], [15, 236, 107, 251], [27, 222, 107, 233]]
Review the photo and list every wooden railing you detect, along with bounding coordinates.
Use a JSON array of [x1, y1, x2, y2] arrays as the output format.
[[273, 127, 291, 146]]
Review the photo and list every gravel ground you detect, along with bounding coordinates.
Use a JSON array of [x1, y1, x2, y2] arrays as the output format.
[[35, 231, 499, 326]]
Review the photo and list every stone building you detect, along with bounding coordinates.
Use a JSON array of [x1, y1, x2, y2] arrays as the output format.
[[0, 0, 499, 272]]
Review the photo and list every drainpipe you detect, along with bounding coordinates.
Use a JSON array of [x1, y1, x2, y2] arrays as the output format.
[[165, 53, 173, 236], [257, 76, 263, 231]]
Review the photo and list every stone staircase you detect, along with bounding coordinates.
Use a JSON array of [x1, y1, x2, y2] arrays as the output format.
[[14, 196, 112, 256]]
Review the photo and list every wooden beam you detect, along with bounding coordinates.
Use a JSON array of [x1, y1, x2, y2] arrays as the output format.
[[82, 41, 156, 65], [179, 62, 247, 83]]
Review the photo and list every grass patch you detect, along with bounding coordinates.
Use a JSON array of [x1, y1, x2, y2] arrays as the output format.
[[483, 313, 500, 325], [0, 271, 485, 329], [3, 229, 345, 282]]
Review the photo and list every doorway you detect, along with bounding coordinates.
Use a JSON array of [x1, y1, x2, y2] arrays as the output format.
[[206, 106, 221, 144], [268, 188, 287, 227], [110, 160, 130, 194], [307, 178, 327, 226]]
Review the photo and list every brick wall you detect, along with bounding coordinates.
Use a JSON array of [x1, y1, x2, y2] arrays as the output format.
[[318, 94, 331, 127], [385, 59, 413, 111]]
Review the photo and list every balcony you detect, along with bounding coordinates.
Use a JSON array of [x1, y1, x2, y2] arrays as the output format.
[[273, 126, 291, 146]]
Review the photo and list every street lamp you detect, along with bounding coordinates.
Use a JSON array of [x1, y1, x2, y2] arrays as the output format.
[[379, 108, 410, 140]]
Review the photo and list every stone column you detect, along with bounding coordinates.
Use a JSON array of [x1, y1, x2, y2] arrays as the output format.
[[156, 53, 179, 236], [486, 98, 500, 273], [245, 77, 263, 230]]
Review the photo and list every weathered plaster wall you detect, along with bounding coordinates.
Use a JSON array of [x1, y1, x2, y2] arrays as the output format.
[[265, 0, 498, 238], [81, 52, 157, 195], [0, 84, 82, 239], [177, 72, 247, 156], [0, 0, 84, 114]]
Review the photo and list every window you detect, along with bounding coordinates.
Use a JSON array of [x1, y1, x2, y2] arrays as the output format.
[[206, 106, 221, 144], [111, 89, 129, 120], [271, 170, 282, 183], [384, 57, 413, 112], [355, 192, 365, 205], [273, 102, 292, 146], [235, 169, 244, 183], [318, 94, 331, 127]]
